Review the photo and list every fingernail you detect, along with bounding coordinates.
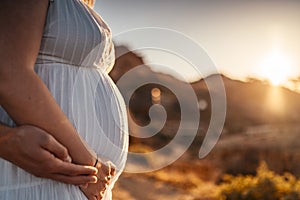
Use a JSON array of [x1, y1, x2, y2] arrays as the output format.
[[90, 176, 97, 183], [64, 155, 72, 163], [88, 167, 98, 175]]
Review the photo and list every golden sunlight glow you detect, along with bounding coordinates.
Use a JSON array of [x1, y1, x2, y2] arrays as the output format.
[[260, 49, 293, 86], [265, 86, 284, 114]]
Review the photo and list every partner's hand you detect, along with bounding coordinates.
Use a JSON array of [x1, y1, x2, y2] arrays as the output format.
[[0, 125, 98, 185], [80, 160, 116, 200]]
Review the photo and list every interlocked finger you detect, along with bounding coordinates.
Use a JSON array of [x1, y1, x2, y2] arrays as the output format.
[[98, 191, 104, 200], [104, 161, 116, 178], [100, 162, 110, 177], [105, 175, 111, 182]]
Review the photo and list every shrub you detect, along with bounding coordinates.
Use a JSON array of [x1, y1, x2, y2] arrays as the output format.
[[216, 161, 300, 200]]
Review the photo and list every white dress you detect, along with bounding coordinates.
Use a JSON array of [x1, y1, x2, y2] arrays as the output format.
[[0, 0, 128, 199]]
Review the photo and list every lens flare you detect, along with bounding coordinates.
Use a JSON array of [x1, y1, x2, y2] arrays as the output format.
[[260, 50, 293, 86]]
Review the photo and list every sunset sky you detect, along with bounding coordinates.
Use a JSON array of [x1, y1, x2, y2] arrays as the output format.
[[95, 0, 300, 84]]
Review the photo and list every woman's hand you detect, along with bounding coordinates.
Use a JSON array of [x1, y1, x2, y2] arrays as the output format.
[[80, 160, 116, 200], [0, 125, 98, 185]]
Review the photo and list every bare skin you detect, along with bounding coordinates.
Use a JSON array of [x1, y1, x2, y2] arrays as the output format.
[[0, 124, 98, 185], [0, 0, 114, 198], [80, 161, 116, 200]]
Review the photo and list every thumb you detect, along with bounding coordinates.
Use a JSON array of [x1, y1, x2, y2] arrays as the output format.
[[42, 134, 72, 163]]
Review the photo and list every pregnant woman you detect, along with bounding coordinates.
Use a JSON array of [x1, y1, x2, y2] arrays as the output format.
[[0, 0, 128, 199]]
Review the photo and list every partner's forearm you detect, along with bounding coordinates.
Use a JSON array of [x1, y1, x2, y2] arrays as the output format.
[[0, 68, 95, 166]]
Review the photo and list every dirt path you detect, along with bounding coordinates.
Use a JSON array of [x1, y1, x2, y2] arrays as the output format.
[[112, 175, 197, 200]]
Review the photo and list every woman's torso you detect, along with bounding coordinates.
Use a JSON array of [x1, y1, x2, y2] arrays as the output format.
[[0, 0, 128, 199]]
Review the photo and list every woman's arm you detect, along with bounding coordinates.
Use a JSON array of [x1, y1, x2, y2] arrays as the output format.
[[0, 123, 98, 185], [0, 0, 95, 166]]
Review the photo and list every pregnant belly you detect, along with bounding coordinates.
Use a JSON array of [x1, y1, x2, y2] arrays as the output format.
[[35, 63, 129, 170]]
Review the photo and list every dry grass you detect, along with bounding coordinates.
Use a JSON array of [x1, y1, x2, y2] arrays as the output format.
[[138, 158, 221, 199], [114, 125, 300, 199]]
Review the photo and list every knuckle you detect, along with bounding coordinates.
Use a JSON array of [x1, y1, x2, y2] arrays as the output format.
[[42, 160, 56, 172], [60, 147, 68, 157], [40, 134, 51, 146]]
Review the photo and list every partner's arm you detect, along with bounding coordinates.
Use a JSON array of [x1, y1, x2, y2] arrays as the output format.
[[0, 0, 95, 166], [0, 124, 98, 185]]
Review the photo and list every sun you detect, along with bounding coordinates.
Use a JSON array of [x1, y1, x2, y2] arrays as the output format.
[[260, 50, 293, 86]]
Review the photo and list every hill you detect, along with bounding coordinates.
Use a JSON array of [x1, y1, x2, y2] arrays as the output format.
[[109, 45, 300, 177], [110, 44, 300, 134]]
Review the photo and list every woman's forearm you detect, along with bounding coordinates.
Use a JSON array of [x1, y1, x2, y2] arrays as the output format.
[[0, 67, 96, 166]]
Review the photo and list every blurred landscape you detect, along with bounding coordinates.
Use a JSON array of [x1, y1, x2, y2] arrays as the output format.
[[109, 45, 300, 200]]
